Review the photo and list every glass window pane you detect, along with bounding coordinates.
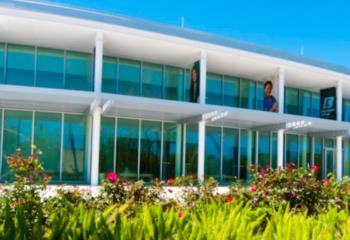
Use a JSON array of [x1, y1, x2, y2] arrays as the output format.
[[6, 44, 35, 86], [34, 112, 61, 181], [116, 118, 139, 179], [102, 57, 117, 93], [240, 78, 256, 109], [299, 135, 311, 168], [240, 129, 254, 180], [271, 132, 277, 169], [222, 128, 239, 182], [65, 51, 92, 91], [256, 82, 264, 110], [164, 66, 184, 101], [184, 69, 191, 102], [285, 87, 299, 115], [142, 62, 163, 99], [118, 59, 141, 96], [99, 117, 115, 175], [206, 73, 222, 105], [36, 48, 64, 89], [140, 120, 161, 181], [163, 123, 182, 180], [314, 137, 322, 179], [311, 92, 320, 118], [2, 110, 33, 180], [343, 99, 350, 122], [299, 90, 311, 116], [0, 43, 4, 84], [185, 124, 198, 175], [258, 131, 270, 168], [285, 134, 298, 166], [223, 76, 239, 107], [343, 139, 350, 177], [205, 126, 221, 180], [62, 114, 87, 182]]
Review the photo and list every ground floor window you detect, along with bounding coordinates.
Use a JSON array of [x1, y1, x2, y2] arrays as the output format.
[[0, 109, 88, 183]]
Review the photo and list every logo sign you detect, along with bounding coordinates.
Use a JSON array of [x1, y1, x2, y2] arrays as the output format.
[[320, 87, 337, 120], [202, 111, 228, 122]]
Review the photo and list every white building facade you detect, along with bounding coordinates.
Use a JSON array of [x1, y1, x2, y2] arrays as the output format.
[[0, 1, 350, 185]]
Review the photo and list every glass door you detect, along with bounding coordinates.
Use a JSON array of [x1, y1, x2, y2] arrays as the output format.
[[323, 147, 336, 178]]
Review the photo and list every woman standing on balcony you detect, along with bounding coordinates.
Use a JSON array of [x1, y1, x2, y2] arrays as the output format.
[[264, 81, 278, 112]]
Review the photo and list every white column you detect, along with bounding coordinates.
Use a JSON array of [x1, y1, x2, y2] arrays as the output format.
[[94, 32, 104, 93], [199, 51, 207, 104], [336, 80, 343, 180], [90, 105, 102, 185], [277, 68, 285, 168], [197, 120, 206, 181]]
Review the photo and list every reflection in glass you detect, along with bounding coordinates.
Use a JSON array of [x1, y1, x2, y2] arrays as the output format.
[[205, 126, 221, 180], [62, 114, 87, 182], [299, 135, 311, 168], [142, 63, 163, 99], [185, 124, 198, 175], [118, 59, 141, 96], [285, 134, 298, 166], [6, 44, 35, 86], [311, 92, 320, 118], [163, 123, 182, 179], [34, 112, 61, 181], [140, 121, 161, 181], [102, 57, 117, 93], [206, 73, 222, 105], [164, 66, 184, 101], [240, 79, 256, 109], [184, 69, 191, 102], [299, 90, 311, 116], [285, 87, 299, 115], [116, 118, 139, 179], [65, 51, 92, 91], [256, 82, 264, 110], [240, 129, 253, 180], [258, 131, 270, 168], [222, 128, 239, 182], [99, 117, 115, 175], [223, 76, 239, 107], [2, 110, 33, 180], [36, 48, 64, 89]]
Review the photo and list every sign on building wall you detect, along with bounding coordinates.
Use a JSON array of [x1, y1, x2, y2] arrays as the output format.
[[320, 87, 337, 120], [189, 61, 200, 103]]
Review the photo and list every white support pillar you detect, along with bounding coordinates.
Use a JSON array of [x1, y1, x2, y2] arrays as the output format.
[[94, 32, 104, 93], [277, 68, 285, 168], [90, 105, 102, 185], [199, 51, 207, 104], [197, 120, 206, 181], [336, 80, 343, 180]]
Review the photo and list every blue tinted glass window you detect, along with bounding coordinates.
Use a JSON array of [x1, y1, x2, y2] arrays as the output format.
[[164, 66, 184, 101], [258, 131, 270, 168], [285, 134, 298, 166], [311, 92, 320, 118], [205, 126, 221, 180], [6, 44, 35, 86], [206, 73, 222, 105], [185, 124, 198, 175], [285, 87, 299, 115], [184, 69, 191, 102], [163, 122, 182, 179], [36, 48, 64, 89], [62, 114, 87, 182], [142, 62, 162, 99], [222, 128, 239, 182], [256, 82, 264, 110], [223, 76, 239, 107], [118, 59, 141, 96], [99, 117, 115, 175], [343, 99, 350, 122], [299, 90, 312, 116], [102, 57, 117, 93], [0, 44, 4, 83], [65, 51, 92, 91], [240, 79, 256, 109]]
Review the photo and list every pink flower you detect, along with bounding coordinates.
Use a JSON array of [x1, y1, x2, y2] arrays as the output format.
[[323, 177, 331, 184], [167, 178, 174, 185], [312, 165, 320, 172], [167, 188, 173, 193], [106, 172, 118, 183], [178, 211, 184, 219], [249, 186, 257, 192], [258, 172, 265, 179], [226, 196, 235, 203]]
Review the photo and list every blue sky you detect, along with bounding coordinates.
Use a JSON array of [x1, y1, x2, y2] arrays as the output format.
[[49, 0, 350, 68]]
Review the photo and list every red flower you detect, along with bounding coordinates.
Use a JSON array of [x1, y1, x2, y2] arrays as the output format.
[[167, 178, 174, 185], [312, 165, 320, 172], [167, 188, 173, 193], [226, 196, 235, 203], [106, 172, 118, 183], [258, 172, 265, 179], [323, 177, 331, 184], [249, 186, 257, 192], [178, 211, 184, 219]]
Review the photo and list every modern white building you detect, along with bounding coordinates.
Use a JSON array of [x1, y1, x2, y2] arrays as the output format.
[[0, 0, 350, 185]]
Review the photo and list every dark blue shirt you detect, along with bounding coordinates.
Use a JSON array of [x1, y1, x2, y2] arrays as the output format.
[[264, 95, 277, 112]]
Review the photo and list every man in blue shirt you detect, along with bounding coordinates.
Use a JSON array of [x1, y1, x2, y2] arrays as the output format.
[[263, 81, 278, 112]]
